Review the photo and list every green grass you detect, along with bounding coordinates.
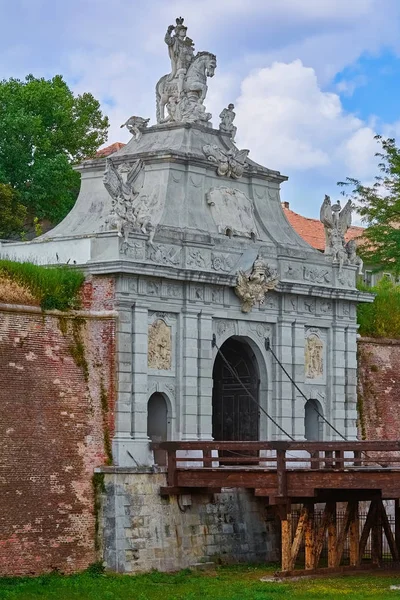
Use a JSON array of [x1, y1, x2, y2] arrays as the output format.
[[0, 259, 85, 310], [1, 565, 400, 600], [358, 277, 400, 338]]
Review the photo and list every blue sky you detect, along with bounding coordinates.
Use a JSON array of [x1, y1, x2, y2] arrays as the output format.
[[1, 0, 400, 220]]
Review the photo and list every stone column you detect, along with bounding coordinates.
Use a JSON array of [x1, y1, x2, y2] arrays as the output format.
[[274, 317, 295, 439], [292, 319, 306, 439], [197, 311, 214, 440], [112, 300, 133, 466], [331, 323, 346, 439], [113, 301, 151, 466], [345, 324, 358, 440], [181, 309, 200, 440]]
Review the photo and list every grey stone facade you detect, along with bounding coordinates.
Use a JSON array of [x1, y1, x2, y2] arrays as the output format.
[[0, 120, 370, 465]]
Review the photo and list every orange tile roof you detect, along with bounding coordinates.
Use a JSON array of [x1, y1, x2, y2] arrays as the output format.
[[282, 202, 364, 251], [95, 142, 126, 158]]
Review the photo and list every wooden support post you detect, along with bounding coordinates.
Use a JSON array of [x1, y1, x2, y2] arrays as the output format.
[[290, 506, 308, 570], [167, 449, 177, 487], [395, 499, 400, 556], [335, 500, 354, 567], [371, 499, 382, 566], [380, 498, 399, 562], [276, 449, 287, 498], [304, 503, 315, 570], [359, 498, 378, 559], [314, 502, 335, 569], [349, 500, 360, 566], [328, 502, 337, 568], [281, 509, 292, 572]]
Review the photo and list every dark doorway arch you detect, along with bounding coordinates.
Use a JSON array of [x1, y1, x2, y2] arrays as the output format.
[[212, 337, 260, 441], [304, 399, 323, 441], [147, 393, 168, 465]]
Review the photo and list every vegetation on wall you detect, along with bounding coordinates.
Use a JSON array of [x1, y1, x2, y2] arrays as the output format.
[[0, 259, 84, 310], [358, 277, 400, 338]]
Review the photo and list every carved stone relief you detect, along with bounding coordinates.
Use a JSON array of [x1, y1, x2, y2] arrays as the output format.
[[206, 187, 258, 239], [215, 319, 236, 337], [303, 299, 316, 314], [162, 283, 183, 299], [283, 263, 302, 280], [211, 252, 237, 273], [249, 322, 271, 339], [186, 248, 211, 269], [305, 330, 324, 380], [208, 286, 223, 304], [304, 266, 331, 284], [147, 244, 182, 267], [203, 145, 248, 179], [148, 319, 172, 370], [122, 241, 146, 260]]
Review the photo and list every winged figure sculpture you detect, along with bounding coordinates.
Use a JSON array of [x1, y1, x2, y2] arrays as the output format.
[[235, 255, 279, 313], [319, 195, 354, 270], [103, 158, 145, 242]]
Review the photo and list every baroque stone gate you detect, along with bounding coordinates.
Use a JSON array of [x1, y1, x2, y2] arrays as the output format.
[[0, 17, 371, 572]]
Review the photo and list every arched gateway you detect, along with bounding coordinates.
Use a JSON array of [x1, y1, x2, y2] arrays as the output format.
[[212, 338, 260, 441]]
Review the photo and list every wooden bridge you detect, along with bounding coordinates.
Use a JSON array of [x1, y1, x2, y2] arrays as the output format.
[[153, 440, 400, 575]]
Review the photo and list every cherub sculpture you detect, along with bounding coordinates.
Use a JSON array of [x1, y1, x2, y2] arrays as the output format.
[[320, 195, 355, 271], [235, 254, 279, 313]]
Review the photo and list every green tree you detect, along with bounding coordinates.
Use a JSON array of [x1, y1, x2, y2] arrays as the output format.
[[0, 74, 109, 224], [338, 135, 400, 275], [0, 183, 27, 239]]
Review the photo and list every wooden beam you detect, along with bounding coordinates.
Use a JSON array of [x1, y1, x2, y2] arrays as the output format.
[[371, 499, 383, 566], [327, 502, 337, 568], [396, 499, 400, 555], [379, 498, 399, 562], [335, 500, 354, 567], [304, 503, 315, 570], [314, 502, 335, 569], [290, 506, 308, 570], [359, 498, 378, 558], [281, 514, 292, 572], [349, 500, 360, 566]]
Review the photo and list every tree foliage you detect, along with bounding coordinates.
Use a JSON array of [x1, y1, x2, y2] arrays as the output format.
[[0, 183, 27, 238], [0, 74, 109, 224], [338, 135, 400, 275]]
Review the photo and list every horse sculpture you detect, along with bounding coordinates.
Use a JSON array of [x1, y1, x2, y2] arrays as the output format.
[[156, 51, 217, 124]]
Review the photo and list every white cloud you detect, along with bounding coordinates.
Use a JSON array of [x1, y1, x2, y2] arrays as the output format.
[[233, 60, 380, 180]]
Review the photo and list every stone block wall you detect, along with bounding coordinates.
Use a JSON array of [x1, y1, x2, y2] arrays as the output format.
[[99, 470, 279, 573], [0, 276, 116, 575], [357, 337, 400, 440]]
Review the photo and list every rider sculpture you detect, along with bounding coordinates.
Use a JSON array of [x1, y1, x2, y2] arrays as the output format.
[[156, 17, 216, 125]]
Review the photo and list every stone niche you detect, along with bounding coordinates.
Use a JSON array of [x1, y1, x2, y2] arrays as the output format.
[[148, 318, 172, 370]]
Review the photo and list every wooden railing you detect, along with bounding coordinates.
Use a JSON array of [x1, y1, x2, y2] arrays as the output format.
[[151, 441, 400, 492]]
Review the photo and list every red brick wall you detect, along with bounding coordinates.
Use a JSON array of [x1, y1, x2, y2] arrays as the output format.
[[0, 276, 116, 575], [357, 338, 400, 440]]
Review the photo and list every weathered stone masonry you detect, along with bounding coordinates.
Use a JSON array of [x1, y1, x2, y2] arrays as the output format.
[[0, 277, 116, 575]]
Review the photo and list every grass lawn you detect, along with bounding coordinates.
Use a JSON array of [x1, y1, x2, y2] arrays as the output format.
[[1, 565, 400, 600]]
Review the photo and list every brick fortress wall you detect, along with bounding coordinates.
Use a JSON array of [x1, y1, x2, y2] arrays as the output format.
[[357, 338, 400, 440], [0, 276, 116, 575]]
